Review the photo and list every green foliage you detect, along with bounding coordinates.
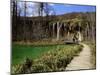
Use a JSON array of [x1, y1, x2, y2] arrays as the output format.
[[12, 44, 57, 65], [31, 61, 51, 73], [12, 44, 83, 74]]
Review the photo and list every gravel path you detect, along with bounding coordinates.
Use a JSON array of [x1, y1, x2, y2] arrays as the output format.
[[65, 43, 93, 71]]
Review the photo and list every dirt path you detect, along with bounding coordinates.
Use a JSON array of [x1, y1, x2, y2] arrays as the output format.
[[65, 43, 93, 71]]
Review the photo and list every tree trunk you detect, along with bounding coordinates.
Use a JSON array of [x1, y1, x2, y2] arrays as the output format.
[[23, 1, 26, 41], [92, 23, 95, 42], [86, 22, 89, 41], [56, 22, 62, 41], [53, 23, 56, 38], [78, 22, 82, 42]]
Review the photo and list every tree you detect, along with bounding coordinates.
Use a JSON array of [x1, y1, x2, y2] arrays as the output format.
[[12, 0, 18, 41]]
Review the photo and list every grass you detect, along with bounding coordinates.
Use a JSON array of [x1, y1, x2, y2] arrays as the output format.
[[12, 44, 58, 65], [12, 43, 83, 74]]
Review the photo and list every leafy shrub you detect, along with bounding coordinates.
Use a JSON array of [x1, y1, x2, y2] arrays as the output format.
[[11, 64, 22, 74], [12, 58, 33, 74], [31, 63, 51, 73], [12, 44, 83, 74]]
